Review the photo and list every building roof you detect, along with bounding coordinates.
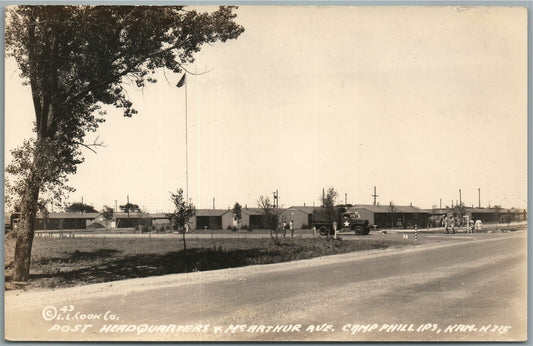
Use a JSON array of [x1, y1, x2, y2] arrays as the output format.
[[195, 209, 232, 217], [113, 212, 168, 219], [35, 212, 99, 219], [426, 207, 527, 215], [286, 206, 319, 214], [242, 208, 264, 215], [349, 204, 428, 214]]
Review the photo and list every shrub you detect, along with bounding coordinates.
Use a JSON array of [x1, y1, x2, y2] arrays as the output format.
[[301, 223, 308, 229], [227, 225, 233, 230], [231, 226, 238, 232], [247, 225, 253, 232]]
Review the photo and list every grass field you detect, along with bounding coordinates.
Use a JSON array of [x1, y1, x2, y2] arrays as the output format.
[[4, 234, 410, 291]]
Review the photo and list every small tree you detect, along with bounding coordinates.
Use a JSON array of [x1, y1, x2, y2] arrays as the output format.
[[232, 202, 242, 228], [258, 195, 282, 245], [320, 187, 338, 224], [388, 202, 397, 228], [167, 188, 196, 265], [65, 202, 97, 214], [493, 205, 502, 223], [119, 203, 141, 213], [454, 202, 466, 226], [101, 205, 114, 229]]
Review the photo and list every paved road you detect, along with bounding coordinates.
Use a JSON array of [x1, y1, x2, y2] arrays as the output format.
[[5, 231, 526, 342]]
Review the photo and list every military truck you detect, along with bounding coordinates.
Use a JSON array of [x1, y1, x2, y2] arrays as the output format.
[[312, 207, 371, 235]]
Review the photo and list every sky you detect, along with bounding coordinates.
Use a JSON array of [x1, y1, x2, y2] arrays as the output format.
[[4, 6, 528, 213]]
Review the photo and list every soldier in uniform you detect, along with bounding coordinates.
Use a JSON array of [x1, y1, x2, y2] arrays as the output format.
[[449, 216, 455, 234]]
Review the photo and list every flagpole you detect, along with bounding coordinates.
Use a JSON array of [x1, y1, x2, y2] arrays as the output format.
[[185, 75, 189, 204]]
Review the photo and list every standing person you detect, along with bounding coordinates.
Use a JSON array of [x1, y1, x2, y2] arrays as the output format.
[[449, 216, 455, 234], [333, 220, 337, 239], [282, 221, 287, 237], [443, 215, 449, 234], [289, 220, 294, 238]]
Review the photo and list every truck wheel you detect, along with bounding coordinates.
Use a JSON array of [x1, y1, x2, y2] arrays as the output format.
[[319, 226, 329, 236], [354, 225, 365, 235]]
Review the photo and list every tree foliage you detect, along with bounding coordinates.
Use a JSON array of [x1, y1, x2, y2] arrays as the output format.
[[387, 201, 398, 228], [167, 188, 195, 232], [319, 187, 338, 224], [119, 203, 141, 213], [232, 202, 242, 222], [167, 188, 196, 264], [258, 195, 283, 244], [102, 206, 114, 221], [5, 5, 244, 281], [65, 202, 97, 213]]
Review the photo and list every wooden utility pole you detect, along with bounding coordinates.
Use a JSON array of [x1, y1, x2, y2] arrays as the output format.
[[478, 188, 481, 208], [372, 186, 378, 205], [273, 190, 279, 209], [345, 193, 347, 206], [459, 189, 462, 206]]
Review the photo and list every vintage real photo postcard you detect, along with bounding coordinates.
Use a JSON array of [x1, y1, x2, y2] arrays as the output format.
[[3, 5, 527, 342]]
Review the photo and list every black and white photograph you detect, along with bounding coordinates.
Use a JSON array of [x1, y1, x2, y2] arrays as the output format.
[[3, 4, 528, 342]]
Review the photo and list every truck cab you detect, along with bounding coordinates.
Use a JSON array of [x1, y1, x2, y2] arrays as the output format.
[[313, 208, 371, 236], [340, 212, 370, 235]]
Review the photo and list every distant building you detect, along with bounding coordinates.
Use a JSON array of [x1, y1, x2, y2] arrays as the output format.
[[280, 206, 317, 229], [347, 204, 429, 228], [241, 208, 265, 229], [192, 209, 234, 230], [428, 207, 527, 225], [35, 212, 99, 230], [113, 212, 168, 229]]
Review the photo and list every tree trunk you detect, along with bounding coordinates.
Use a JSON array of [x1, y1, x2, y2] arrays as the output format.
[[12, 177, 40, 282], [182, 230, 187, 271], [13, 219, 35, 282]]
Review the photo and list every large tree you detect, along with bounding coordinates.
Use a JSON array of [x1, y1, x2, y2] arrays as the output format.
[[5, 5, 244, 281]]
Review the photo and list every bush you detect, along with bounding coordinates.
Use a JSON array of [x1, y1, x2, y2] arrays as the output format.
[[227, 225, 233, 230], [247, 225, 253, 232], [301, 223, 308, 229], [231, 226, 238, 232]]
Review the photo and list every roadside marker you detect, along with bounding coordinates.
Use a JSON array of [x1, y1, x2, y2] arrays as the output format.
[[414, 225, 418, 241]]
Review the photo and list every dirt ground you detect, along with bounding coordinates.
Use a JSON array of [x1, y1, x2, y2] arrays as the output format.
[[4, 234, 412, 291], [5, 222, 525, 292]]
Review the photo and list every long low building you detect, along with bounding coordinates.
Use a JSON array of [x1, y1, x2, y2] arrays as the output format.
[[428, 207, 527, 226], [35, 212, 99, 230], [9, 204, 525, 232], [348, 204, 429, 228]]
